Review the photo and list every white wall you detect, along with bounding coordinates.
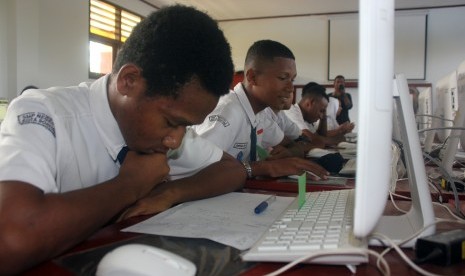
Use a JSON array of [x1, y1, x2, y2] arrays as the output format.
[[0, 0, 89, 101], [0, 0, 9, 100], [427, 7, 465, 85], [0, 2, 464, 111], [220, 15, 328, 85]]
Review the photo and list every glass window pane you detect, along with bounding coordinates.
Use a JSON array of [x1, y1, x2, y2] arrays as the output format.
[[89, 41, 113, 75]]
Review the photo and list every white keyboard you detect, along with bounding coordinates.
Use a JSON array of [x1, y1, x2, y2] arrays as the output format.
[[242, 189, 368, 265], [339, 158, 356, 175]]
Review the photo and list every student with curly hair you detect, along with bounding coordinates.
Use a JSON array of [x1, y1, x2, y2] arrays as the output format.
[[0, 6, 245, 274]]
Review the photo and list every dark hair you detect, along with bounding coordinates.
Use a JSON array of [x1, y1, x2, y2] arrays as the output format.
[[21, 85, 39, 95], [301, 82, 328, 100], [245, 40, 295, 67], [334, 75, 345, 81], [113, 5, 233, 98]]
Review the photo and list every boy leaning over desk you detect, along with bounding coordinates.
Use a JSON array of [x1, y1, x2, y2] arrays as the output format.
[[0, 5, 246, 275]]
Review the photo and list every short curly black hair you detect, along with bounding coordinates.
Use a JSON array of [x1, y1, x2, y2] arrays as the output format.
[[244, 40, 295, 68], [112, 5, 233, 98], [302, 82, 328, 100]]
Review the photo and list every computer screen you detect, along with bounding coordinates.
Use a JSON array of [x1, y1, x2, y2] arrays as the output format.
[[355, 0, 435, 247]]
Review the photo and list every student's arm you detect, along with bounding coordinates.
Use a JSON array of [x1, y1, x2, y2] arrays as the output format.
[[118, 152, 246, 220], [0, 152, 170, 275], [268, 136, 306, 159], [326, 122, 355, 137], [343, 93, 353, 110], [249, 157, 329, 179], [316, 117, 328, 136]]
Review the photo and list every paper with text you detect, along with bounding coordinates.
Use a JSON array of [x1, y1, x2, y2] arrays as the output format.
[[122, 192, 294, 250]]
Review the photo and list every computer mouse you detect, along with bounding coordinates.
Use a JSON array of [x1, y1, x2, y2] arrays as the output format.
[[96, 243, 196, 276]]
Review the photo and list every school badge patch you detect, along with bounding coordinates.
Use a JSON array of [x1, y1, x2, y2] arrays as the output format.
[[17, 112, 55, 137]]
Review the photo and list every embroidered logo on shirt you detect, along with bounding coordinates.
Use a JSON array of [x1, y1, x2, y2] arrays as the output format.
[[208, 115, 230, 127], [17, 112, 55, 137], [233, 142, 247, 149]]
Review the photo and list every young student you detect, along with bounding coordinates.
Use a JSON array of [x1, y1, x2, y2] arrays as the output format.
[[326, 96, 355, 137], [285, 82, 345, 145], [193, 40, 329, 179], [0, 6, 246, 274]]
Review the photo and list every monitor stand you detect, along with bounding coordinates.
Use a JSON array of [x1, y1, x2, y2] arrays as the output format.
[[370, 74, 436, 248]]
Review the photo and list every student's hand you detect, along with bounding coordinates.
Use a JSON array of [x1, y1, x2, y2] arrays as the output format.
[[339, 122, 355, 134], [268, 145, 293, 160], [116, 151, 170, 200], [264, 157, 329, 179], [117, 183, 174, 221]]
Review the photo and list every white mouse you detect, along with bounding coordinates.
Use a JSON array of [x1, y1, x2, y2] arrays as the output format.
[[96, 243, 196, 276]]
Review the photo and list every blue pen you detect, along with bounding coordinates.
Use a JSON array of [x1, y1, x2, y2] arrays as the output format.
[[254, 195, 276, 214]]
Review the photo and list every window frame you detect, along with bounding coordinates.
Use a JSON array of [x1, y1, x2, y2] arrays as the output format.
[[88, 0, 143, 79]]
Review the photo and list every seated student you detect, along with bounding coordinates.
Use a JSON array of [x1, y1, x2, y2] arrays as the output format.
[[193, 39, 329, 179], [326, 96, 355, 137], [0, 6, 246, 275], [284, 82, 343, 146], [261, 93, 320, 153]]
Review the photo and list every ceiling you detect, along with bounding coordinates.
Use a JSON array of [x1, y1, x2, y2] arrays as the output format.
[[139, 0, 465, 21]]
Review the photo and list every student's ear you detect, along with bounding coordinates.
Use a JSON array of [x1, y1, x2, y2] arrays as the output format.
[[116, 64, 144, 96], [245, 68, 258, 85]]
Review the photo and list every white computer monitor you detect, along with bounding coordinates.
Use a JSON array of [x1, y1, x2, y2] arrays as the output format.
[[440, 61, 465, 175], [423, 73, 456, 153], [458, 60, 465, 150], [417, 87, 432, 139], [436, 72, 457, 143], [354, 0, 394, 239], [355, 0, 435, 247]]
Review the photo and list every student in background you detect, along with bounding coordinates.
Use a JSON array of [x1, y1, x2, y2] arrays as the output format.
[[285, 82, 344, 146], [0, 6, 246, 274], [326, 96, 355, 137], [329, 75, 353, 124], [193, 39, 328, 179]]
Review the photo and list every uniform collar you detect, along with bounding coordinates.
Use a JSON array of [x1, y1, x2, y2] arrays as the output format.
[[233, 83, 258, 128], [88, 75, 125, 162]]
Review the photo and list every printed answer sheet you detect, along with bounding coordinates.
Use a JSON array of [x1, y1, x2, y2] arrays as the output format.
[[122, 192, 294, 250]]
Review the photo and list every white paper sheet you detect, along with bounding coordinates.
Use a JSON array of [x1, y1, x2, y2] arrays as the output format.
[[122, 192, 294, 250]]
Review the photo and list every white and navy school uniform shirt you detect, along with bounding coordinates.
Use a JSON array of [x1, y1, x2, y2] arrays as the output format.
[[193, 83, 284, 162], [284, 104, 319, 133], [0, 75, 222, 193], [261, 107, 301, 140]]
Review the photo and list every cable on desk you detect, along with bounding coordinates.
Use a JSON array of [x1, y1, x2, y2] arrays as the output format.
[[422, 151, 465, 218], [263, 249, 390, 276], [372, 219, 465, 276], [370, 233, 445, 276], [389, 191, 408, 214]]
